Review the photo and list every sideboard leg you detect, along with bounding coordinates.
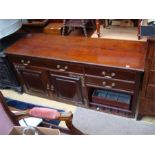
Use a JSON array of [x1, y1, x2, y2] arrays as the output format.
[[136, 114, 143, 121]]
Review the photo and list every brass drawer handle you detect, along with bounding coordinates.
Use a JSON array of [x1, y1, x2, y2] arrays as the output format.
[[57, 64, 61, 69], [64, 66, 68, 70], [111, 83, 116, 87], [102, 71, 116, 78], [102, 71, 106, 76], [104, 75, 112, 79], [57, 65, 68, 71], [102, 81, 106, 86], [23, 63, 29, 66], [105, 85, 112, 89], [111, 72, 116, 77], [104, 83, 115, 88], [27, 60, 30, 64], [21, 60, 30, 66], [59, 68, 66, 72]]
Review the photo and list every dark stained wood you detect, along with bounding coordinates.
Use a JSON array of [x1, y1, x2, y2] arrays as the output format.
[[85, 75, 135, 92], [89, 102, 132, 117], [5, 34, 147, 118], [138, 97, 155, 120], [14, 65, 49, 97], [146, 85, 155, 100], [85, 65, 136, 81], [51, 74, 83, 103], [148, 71, 155, 84], [9, 55, 84, 74], [138, 38, 155, 119], [151, 55, 155, 70], [0, 52, 21, 92], [92, 93, 130, 110], [5, 33, 147, 71]]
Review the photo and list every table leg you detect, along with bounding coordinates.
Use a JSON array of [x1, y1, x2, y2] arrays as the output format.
[[96, 19, 100, 38], [138, 19, 142, 40]]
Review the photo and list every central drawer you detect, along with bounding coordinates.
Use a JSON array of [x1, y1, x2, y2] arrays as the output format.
[[85, 66, 135, 81], [85, 76, 135, 92]]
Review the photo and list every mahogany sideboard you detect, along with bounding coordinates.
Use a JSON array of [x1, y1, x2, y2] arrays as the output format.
[[5, 34, 147, 118]]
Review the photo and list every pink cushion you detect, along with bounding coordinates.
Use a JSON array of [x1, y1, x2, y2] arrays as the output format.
[[28, 107, 60, 120]]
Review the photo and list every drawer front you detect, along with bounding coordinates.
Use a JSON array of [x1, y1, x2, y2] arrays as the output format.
[[85, 66, 135, 81], [148, 71, 155, 85], [53, 61, 83, 73], [85, 76, 135, 92], [8, 55, 83, 73]]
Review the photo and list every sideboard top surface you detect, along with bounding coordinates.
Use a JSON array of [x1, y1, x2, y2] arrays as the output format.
[[5, 33, 147, 71]]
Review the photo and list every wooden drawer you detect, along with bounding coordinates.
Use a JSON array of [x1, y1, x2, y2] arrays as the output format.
[[89, 102, 132, 117], [85, 66, 135, 81], [146, 84, 155, 100], [8, 55, 83, 74], [148, 70, 155, 85], [92, 89, 131, 110], [85, 76, 135, 92]]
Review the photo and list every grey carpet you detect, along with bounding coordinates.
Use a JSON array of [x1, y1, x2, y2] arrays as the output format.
[[73, 107, 155, 135]]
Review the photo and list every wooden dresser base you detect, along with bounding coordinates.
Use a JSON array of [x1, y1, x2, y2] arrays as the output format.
[[5, 34, 147, 118]]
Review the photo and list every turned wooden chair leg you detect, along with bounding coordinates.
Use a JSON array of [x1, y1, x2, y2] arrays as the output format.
[[65, 118, 84, 135], [137, 19, 142, 40], [81, 20, 88, 37], [62, 19, 66, 36], [96, 19, 100, 38], [83, 27, 88, 37]]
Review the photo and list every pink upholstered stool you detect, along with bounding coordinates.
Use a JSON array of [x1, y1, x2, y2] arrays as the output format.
[[28, 107, 61, 120], [27, 107, 83, 134]]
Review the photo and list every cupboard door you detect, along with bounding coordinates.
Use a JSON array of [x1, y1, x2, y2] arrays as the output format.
[[50, 74, 83, 103], [15, 65, 49, 97]]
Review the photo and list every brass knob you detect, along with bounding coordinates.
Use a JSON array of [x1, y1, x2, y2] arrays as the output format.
[[27, 60, 30, 64], [64, 66, 68, 70], [111, 83, 115, 87], [51, 85, 54, 91], [21, 60, 24, 63], [102, 71, 106, 76], [102, 81, 106, 86], [111, 72, 116, 77], [105, 85, 112, 89], [57, 65, 61, 69]]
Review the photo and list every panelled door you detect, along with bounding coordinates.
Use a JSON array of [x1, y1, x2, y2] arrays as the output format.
[[14, 64, 49, 97]]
